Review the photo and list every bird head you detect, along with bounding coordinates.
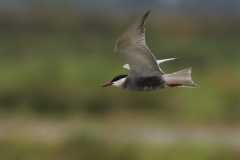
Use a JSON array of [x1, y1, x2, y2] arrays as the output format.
[[102, 75, 128, 88]]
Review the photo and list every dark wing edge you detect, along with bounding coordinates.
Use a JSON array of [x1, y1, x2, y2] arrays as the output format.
[[114, 10, 151, 53], [121, 10, 151, 40]]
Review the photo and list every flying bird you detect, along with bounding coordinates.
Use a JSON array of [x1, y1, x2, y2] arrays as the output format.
[[102, 10, 199, 91]]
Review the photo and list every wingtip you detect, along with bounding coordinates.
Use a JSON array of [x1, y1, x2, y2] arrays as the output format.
[[143, 10, 151, 19], [146, 10, 151, 14]]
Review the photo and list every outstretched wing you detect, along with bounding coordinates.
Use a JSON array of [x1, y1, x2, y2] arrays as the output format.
[[114, 10, 162, 76], [123, 58, 177, 73]]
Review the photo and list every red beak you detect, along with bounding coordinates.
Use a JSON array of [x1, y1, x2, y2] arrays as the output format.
[[102, 82, 113, 87]]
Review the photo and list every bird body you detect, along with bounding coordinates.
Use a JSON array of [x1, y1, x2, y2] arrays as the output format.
[[123, 75, 164, 91], [102, 10, 199, 91]]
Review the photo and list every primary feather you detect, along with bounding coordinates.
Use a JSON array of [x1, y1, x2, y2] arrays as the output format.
[[114, 10, 162, 76], [123, 58, 177, 73]]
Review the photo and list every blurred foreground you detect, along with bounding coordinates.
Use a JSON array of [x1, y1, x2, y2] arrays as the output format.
[[0, 4, 240, 160], [1, 113, 240, 160]]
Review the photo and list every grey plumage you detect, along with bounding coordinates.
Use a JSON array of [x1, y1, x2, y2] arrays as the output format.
[[114, 10, 162, 76], [102, 10, 199, 91]]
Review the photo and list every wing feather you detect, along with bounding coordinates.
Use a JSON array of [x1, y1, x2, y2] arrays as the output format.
[[123, 58, 177, 73], [114, 10, 162, 76]]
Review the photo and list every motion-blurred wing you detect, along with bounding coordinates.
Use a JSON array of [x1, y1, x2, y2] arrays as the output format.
[[156, 58, 176, 73], [114, 10, 162, 76], [156, 58, 176, 65], [123, 58, 177, 73], [123, 63, 130, 70]]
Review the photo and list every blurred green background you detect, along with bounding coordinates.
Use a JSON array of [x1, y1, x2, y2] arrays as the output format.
[[0, 0, 240, 160]]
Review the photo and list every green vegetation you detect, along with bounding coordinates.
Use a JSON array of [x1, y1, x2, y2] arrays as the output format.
[[0, 28, 239, 122]]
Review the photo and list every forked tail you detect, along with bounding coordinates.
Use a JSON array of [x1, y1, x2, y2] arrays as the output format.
[[162, 68, 199, 88]]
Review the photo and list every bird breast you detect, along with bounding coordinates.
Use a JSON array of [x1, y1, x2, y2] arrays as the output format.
[[124, 76, 165, 91]]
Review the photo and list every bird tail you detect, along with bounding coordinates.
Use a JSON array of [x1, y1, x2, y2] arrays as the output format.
[[162, 68, 199, 88]]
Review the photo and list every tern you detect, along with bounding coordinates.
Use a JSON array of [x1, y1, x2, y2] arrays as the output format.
[[102, 10, 199, 91]]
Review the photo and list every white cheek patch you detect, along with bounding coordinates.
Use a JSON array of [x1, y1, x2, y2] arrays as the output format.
[[112, 78, 127, 87]]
